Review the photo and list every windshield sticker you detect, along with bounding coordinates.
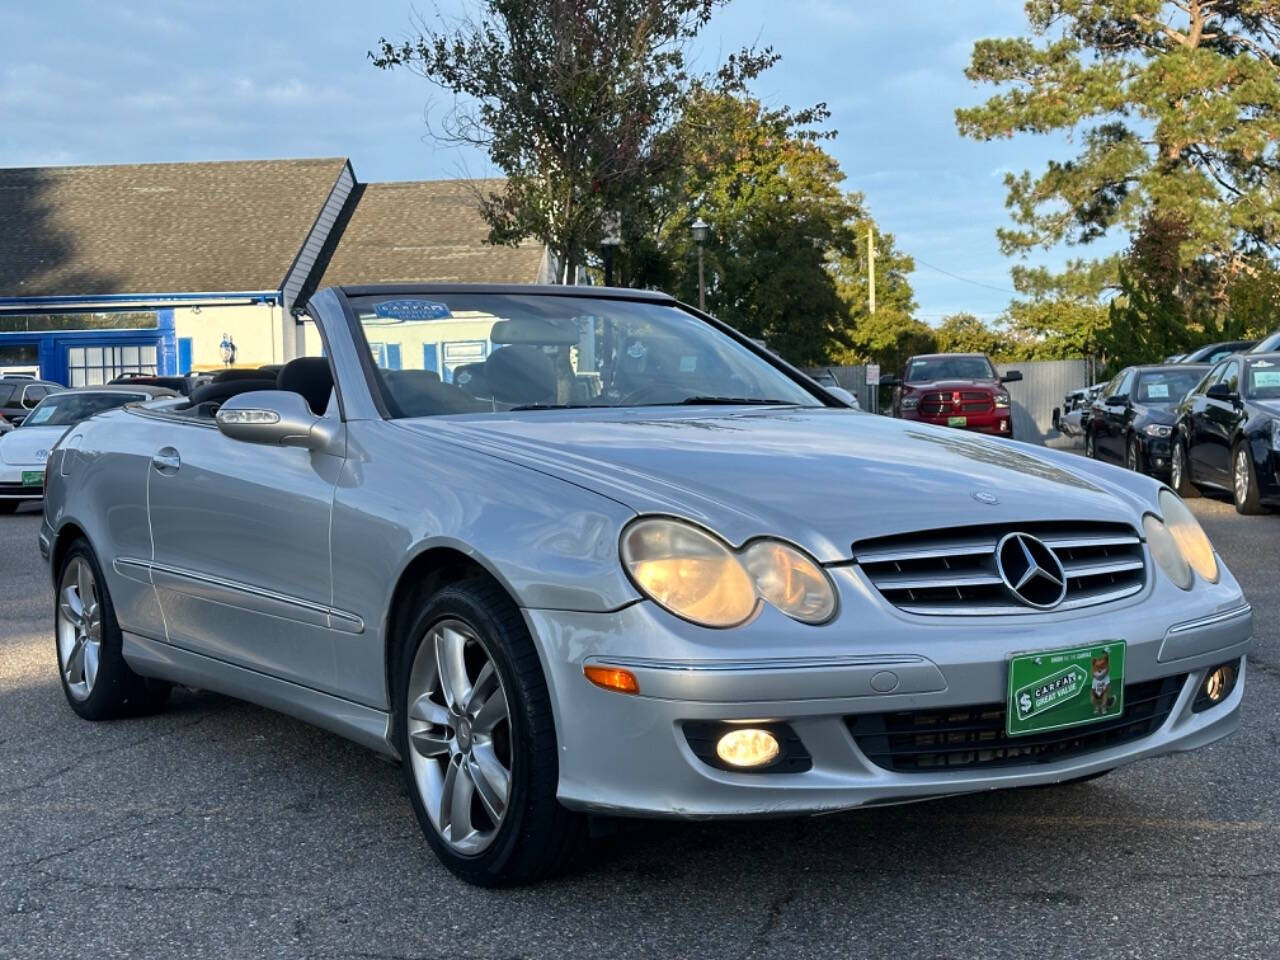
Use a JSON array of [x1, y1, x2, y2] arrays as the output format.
[[1254, 371, 1280, 387], [626, 340, 648, 359], [1146, 382, 1169, 399], [373, 299, 453, 322], [27, 405, 56, 424], [679, 355, 697, 373]]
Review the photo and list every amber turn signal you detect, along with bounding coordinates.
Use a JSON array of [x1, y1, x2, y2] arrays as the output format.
[[583, 665, 639, 695]]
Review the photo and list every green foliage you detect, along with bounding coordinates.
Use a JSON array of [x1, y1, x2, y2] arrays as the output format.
[[843, 311, 937, 374], [935, 313, 1007, 356], [627, 92, 896, 366], [1003, 257, 1117, 359], [371, 0, 777, 279], [957, 1, 1280, 265]]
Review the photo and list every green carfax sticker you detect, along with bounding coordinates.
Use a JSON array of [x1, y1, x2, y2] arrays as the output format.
[[1006, 641, 1125, 737], [21, 470, 43, 486]]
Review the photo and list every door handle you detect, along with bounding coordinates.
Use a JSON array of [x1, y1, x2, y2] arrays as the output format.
[[151, 448, 181, 473]]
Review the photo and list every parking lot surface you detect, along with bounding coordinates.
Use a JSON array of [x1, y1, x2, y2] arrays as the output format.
[[1, 497, 1277, 960]]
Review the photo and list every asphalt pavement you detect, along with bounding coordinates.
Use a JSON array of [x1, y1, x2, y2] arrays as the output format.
[[1, 496, 1277, 960]]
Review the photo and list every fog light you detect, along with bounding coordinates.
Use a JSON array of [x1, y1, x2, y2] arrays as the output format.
[[1193, 659, 1240, 712], [715, 728, 780, 768]]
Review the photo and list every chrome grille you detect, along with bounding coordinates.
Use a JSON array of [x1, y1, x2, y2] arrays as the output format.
[[919, 390, 993, 416], [854, 521, 1146, 615]]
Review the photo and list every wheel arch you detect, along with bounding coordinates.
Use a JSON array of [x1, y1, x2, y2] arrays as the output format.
[[380, 542, 536, 720], [49, 519, 90, 581]]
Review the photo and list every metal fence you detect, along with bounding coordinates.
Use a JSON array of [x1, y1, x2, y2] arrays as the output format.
[[806, 359, 1094, 445]]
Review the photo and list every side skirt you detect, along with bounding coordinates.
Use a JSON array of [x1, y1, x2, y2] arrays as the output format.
[[123, 632, 399, 759]]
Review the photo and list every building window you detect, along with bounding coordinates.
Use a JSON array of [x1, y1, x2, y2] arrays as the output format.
[[66, 344, 157, 387]]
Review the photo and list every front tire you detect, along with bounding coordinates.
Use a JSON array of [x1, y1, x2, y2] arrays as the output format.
[[1171, 439, 1200, 498], [55, 539, 171, 720], [1125, 435, 1140, 472], [1084, 429, 1097, 459], [1233, 442, 1266, 515], [394, 579, 585, 886]]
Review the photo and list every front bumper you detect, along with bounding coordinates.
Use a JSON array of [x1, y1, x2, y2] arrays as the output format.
[[1136, 435, 1173, 476], [900, 409, 1013, 436], [527, 568, 1251, 818]]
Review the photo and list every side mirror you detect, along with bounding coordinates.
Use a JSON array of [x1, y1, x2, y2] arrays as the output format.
[[1105, 394, 1129, 407], [999, 370, 1023, 384], [1205, 383, 1238, 403], [878, 373, 900, 388], [825, 386, 860, 409], [215, 390, 339, 453]]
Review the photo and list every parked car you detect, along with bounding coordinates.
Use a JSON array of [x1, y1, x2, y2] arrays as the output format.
[[1052, 381, 1105, 437], [0, 377, 62, 427], [0, 385, 175, 513], [1171, 352, 1280, 514], [1178, 340, 1257, 365], [881, 353, 1021, 437], [1083, 364, 1209, 476], [109, 372, 199, 396], [1250, 329, 1280, 354], [810, 370, 861, 409], [41, 284, 1251, 886]]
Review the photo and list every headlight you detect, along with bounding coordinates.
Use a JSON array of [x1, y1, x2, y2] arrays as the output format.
[[994, 393, 1010, 408], [742, 540, 837, 623], [621, 519, 757, 627], [1143, 514, 1191, 590], [901, 396, 919, 410], [1143, 423, 1172, 438], [621, 518, 836, 627], [1272, 419, 1280, 452], [1159, 488, 1219, 583]]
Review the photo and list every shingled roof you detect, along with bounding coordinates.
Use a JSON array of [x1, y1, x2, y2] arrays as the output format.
[[308, 179, 551, 296], [0, 157, 349, 298]]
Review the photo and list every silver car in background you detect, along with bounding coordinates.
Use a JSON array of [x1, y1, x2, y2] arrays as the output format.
[[41, 285, 1251, 886]]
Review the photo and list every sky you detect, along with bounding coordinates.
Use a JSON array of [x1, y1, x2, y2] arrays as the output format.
[[0, 0, 1126, 322]]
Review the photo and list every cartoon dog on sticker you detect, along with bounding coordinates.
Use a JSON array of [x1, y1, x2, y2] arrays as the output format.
[[1091, 652, 1116, 714]]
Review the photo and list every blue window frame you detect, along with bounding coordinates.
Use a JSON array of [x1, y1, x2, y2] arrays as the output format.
[[386, 343, 402, 371], [422, 343, 438, 375]]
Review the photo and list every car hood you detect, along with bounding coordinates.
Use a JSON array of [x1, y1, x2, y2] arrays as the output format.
[[0, 425, 64, 466], [901, 379, 1000, 392], [401, 407, 1155, 563], [1133, 404, 1178, 425]]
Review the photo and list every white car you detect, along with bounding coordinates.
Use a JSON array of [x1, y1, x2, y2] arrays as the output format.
[[0, 385, 174, 513]]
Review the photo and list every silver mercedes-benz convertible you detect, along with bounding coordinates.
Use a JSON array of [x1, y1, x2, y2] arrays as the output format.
[[41, 285, 1252, 885]]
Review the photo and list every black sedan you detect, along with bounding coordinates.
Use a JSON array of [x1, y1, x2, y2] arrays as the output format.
[[1172, 352, 1280, 514], [1178, 340, 1256, 364], [1085, 364, 1209, 476]]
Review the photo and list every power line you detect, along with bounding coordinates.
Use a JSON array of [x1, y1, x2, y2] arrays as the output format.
[[912, 257, 1019, 295]]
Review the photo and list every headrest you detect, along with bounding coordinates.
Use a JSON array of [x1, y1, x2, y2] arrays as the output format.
[[484, 346, 556, 405], [277, 357, 334, 415]]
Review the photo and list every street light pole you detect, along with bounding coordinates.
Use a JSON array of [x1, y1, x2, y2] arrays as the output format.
[[691, 217, 710, 312]]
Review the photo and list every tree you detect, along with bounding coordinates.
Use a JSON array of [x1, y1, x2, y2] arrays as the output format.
[[844, 311, 936, 374], [935, 313, 1007, 356], [630, 92, 867, 365], [957, 1, 1280, 269], [371, 0, 776, 282], [1003, 258, 1117, 359]]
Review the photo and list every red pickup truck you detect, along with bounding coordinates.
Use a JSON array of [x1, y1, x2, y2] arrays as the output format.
[[882, 352, 1022, 437]]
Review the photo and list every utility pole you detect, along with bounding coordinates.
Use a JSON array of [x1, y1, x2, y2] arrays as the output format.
[[867, 225, 877, 315]]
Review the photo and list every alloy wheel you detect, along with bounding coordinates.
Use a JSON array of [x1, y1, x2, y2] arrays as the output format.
[[1126, 439, 1138, 471], [56, 557, 102, 701], [1172, 444, 1184, 488], [406, 618, 512, 855], [1235, 448, 1250, 505]]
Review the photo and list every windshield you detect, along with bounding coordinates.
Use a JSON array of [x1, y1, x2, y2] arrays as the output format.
[[344, 293, 822, 418], [21, 392, 144, 427], [1248, 360, 1280, 400], [904, 356, 996, 383], [1134, 369, 1204, 405]]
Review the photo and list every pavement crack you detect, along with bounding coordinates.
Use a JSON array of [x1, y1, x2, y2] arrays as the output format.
[[1, 812, 176, 870]]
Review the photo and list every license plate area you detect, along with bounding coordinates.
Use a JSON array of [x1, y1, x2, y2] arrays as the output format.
[[21, 470, 43, 487], [947, 415, 967, 427], [1007, 641, 1125, 737]]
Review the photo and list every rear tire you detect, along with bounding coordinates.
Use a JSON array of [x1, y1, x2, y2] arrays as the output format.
[[394, 579, 585, 886], [55, 539, 171, 721], [1084, 429, 1096, 459], [1232, 441, 1266, 515], [1171, 439, 1200, 498]]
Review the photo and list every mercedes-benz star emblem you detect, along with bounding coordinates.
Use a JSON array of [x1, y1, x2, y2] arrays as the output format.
[[971, 490, 999, 505], [995, 532, 1068, 609]]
